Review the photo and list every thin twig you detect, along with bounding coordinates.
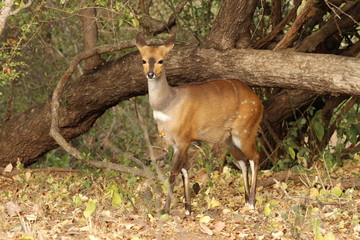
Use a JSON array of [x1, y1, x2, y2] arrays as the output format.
[[325, 0, 360, 25]]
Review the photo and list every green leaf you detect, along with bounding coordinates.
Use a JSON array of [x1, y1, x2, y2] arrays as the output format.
[[264, 203, 271, 216], [19, 237, 34, 240], [74, 195, 82, 206], [288, 147, 296, 159], [111, 190, 123, 208], [199, 215, 211, 223], [83, 199, 97, 218], [314, 121, 324, 141], [309, 188, 319, 198], [313, 219, 324, 240], [330, 186, 342, 197], [160, 214, 169, 221]]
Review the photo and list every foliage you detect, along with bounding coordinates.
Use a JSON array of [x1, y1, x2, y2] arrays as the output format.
[[273, 99, 359, 171]]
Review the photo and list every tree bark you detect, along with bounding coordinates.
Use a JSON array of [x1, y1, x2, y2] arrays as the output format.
[[80, 1, 103, 71], [202, 0, 259, 49], [0, 45, 360, 166]]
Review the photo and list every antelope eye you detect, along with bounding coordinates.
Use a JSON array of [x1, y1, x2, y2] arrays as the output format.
[[158, 60, 164, 64], [142, 60, 146, 64]]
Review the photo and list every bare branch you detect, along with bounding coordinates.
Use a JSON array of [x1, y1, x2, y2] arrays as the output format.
[[254, 0, 302, 49], [152, 0, 188, 35], [9, 0, 32, 16], [0, 0, 32, 36], [295, 1, 360, 52], [138, 0, 188, 35], [274, 0, 321, 50]]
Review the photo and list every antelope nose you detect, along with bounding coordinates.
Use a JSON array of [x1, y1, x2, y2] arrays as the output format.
[[147, 72, 155, 79]]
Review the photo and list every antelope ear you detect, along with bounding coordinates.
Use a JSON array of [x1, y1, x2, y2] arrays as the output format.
[[163, 32, 176, 50], [135, 32, 147, 49]]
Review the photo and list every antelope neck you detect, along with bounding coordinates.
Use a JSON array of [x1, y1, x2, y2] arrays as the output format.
[[147, 70, 176, 111]]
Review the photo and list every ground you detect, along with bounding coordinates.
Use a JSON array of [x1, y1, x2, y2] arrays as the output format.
[[0, 157, 359, 240]]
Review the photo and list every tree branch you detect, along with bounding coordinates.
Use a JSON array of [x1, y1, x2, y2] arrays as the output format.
[[80, 0, 103, 71], [295, 1, 360, 53], [254, 0, 302, 49], [274, 0, 321, 50], [138, 1, 188, 35], [9, 0, 32, 16], [1, 44, 360, 166]]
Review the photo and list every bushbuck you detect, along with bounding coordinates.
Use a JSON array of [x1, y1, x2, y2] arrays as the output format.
[[135, 32, 263, 215]]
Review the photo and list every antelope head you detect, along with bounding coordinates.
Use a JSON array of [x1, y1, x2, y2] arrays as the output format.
[[135, 32, 176, 80]]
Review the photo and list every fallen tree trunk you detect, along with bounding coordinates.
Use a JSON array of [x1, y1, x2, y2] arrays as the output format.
[[0, 45, 359, 166]]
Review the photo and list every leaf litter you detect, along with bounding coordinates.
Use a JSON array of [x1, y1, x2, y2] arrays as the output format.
[[0, 158, 359, 240]]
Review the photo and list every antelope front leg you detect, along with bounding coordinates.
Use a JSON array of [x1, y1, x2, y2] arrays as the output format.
[[163, 144, 190, 214]]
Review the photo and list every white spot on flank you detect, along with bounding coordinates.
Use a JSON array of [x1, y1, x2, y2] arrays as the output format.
[[241, 100, 248, 104], [232, 136, 242, 149], [153, 111, 171, 122], [244, 130, 249, 133]]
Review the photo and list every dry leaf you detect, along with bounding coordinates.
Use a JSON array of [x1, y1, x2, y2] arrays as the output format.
[[200, 223, 213, 235], [25, 214, 37, 221], [213, 221, 226, 232], [32, 204, 40, 213], [222, 208, 231, 214], [88, 235, 100, 240], [3, 163, 13, 173], [238, 232, 249, 238], [6, 201, 22, 217], [25, 171, 31, 180], [271, 231, 284, 239]]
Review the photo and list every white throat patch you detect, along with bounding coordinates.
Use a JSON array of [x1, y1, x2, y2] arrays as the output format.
[[153, 111, 171, 122]]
